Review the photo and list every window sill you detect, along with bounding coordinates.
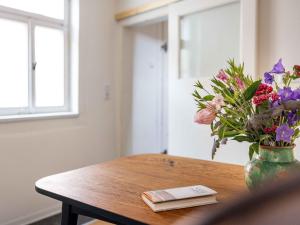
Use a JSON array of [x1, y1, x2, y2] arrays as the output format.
[[0, 112, 79, 123]]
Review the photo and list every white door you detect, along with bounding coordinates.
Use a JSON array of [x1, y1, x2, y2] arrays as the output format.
[[121, 22, 168, 156], [168, 0, 257, 162]]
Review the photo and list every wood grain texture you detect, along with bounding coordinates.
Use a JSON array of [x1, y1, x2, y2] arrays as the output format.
[[115, 0, 181, 21], [36, 154, 246, 225]]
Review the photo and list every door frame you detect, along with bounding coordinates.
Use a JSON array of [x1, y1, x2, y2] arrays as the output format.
[[168, 0, 258, 80]]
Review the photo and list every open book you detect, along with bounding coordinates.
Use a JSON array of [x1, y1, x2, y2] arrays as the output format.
[[142, 185, 218, 212]]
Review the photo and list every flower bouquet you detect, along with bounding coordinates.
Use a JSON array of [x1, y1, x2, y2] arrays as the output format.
[[193, 59, 300, 188]]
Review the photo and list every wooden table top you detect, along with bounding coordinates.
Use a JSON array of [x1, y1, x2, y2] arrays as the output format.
[[35, 154, 246, 225]]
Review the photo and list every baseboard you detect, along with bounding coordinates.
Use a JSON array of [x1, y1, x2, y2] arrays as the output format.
[[2, 204, 61, 225]]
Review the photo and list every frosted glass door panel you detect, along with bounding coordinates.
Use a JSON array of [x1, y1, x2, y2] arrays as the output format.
[[0, 18, 28, 108], [35, 26, 65, 107], [180, 2, 240, 78]]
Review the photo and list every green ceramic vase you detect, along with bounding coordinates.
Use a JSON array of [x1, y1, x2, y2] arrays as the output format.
[[245, 145, 300, 190]]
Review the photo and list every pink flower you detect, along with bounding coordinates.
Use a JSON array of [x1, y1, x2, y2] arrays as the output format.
[[216, 69, 229, 82], [194, 105, 216, 125], [235, 77, 245, 90], [211, 95, 225, 110]]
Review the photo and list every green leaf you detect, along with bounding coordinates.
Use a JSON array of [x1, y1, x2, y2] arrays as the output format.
[[249, 143, 259, 160], [223, 130, 240, 138], [243, 80, 261, 101], [196, 101, 206, 109], [294, 128, 300, 139], [259, 134, 272, 142], [218, 125, 226, 139], [233, 135, 253, 142], [203, 95, 215, 101], [219, 117, 240, 128], [211, 121, 222, 135], [211, 78, 227, 90], [210, 122, 214, 131], [194, 81, 203, 89], [192, 90, 201, 99]]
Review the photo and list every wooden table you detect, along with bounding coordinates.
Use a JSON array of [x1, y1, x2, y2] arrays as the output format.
[[35, 154, 246, 225]]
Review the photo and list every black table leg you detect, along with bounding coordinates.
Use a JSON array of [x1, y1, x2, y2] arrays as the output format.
[[61, 203, 78, 225]]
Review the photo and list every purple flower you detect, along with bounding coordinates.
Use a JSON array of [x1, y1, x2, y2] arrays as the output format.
[[270, 58, 285, 74], [292, 88, 300, 100], [272, 100, 280, 108], [276, 124, 294, 143], [278, 87, 293, 101], [264, 72, 274, 84], [287, 111, 298, 126]]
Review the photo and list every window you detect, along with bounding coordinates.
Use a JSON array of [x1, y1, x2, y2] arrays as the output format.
[[0, 0, 75, 119], [179, 2, 240, 78]]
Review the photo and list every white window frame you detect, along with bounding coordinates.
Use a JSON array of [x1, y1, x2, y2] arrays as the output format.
[[0, 0, 75, 119]]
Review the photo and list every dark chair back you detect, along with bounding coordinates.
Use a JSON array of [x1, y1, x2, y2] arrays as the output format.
[[178, 173, 300, 225]]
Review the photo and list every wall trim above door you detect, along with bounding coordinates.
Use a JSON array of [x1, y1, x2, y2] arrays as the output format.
[[115, 0, 182, 21]]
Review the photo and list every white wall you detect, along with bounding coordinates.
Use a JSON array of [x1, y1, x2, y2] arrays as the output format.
[[0, 1, 118, 225], [257, 0, 300, 75]]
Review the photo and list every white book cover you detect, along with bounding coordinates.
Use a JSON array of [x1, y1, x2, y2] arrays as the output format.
[[143, 185, 217, 203]]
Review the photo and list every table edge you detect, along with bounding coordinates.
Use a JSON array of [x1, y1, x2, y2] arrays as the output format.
[[35, 184, 147, 225]]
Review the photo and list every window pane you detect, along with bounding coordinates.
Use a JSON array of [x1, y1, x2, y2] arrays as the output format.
[[35, 26, 64, 107], [0, 18, 28, 108], [180, 2, 240, 78], [0, 0, 64, 19]]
